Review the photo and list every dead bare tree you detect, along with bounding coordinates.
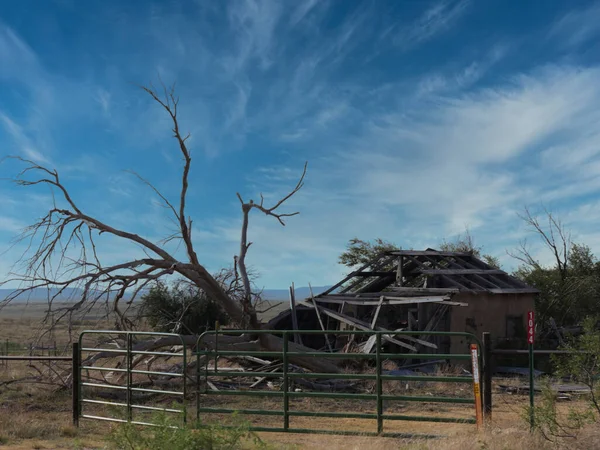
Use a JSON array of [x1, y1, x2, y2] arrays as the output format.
[[1, 83, 339, 374], [234, 162, 307, 327], [508, 206, 571, 280]]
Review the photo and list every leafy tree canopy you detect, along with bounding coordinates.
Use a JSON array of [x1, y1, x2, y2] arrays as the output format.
[[339, 229, 499, 269]]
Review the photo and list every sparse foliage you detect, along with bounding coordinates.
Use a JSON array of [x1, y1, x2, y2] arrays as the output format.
[[511, 207, 600, 329], [139, 281, 230, 334], [338, 238, 399, 268], [439, 228, 500, 269], [106, 411, 270, 450]]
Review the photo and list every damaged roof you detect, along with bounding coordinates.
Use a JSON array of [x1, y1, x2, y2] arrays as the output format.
[[318, 248, 539, 297]]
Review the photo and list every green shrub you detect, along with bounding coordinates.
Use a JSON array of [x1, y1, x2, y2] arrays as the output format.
[[106, 412, 269, 450]]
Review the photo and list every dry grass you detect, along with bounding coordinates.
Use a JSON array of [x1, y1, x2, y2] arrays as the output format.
[[2, 304, 600, 449]]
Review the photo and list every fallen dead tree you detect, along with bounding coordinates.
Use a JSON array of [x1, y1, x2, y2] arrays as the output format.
[[0, 81, 343, 375]]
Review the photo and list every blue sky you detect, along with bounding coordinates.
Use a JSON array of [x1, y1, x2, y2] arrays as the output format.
[[2, 0, 600, 290]]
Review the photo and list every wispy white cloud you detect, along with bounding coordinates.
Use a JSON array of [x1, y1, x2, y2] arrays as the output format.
[[225, 0, 282, 72], [549, 2, 600, 49], [392, 0, 470, 51], [0, 113, 51, 164], [289, 0, 321, 27]]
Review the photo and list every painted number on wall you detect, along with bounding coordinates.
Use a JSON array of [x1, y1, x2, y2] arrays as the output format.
[[527, 310, 535, 345]]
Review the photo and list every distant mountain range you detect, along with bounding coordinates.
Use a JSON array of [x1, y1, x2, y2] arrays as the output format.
[[0, 286, 331, 303]]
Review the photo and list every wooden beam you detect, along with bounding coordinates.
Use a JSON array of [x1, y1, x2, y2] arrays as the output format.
[[289, 283, 303, 346], [371, 296, 384, 329], [309, 283, 333, 353], [396, 256, 404, 286], [388, 250, 471, 257], [362, 335, 377, 354], [416, 269, 506, 275], [487, 288, 540, 294], [339, 255, 398, 294], [352, 271, 394, 277], [389, 287, 460, 295], [304, 304, 438, 350], [312, 296, 451, 306], [316, 308, 418, 351]]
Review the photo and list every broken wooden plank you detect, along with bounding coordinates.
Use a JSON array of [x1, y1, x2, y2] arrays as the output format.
[[352, 271, 395, 277], [312, 296, 450, 306], [371, 296, 384, 329], [206, 380, 220, 391], [388, 250, 471, 257], [396, 256, 403, 286], [362, 335, 378, 354], [309, 282, 334, 353], [316, 308, 418, 352], [298, 301, 438, 350], [416, 269, 505, 275], [487, 288, 540, 294], [250, 367, 281, 388], [389, 287, 460, 295], [434, 301, 468, 307], [289, 283, 303, 346]]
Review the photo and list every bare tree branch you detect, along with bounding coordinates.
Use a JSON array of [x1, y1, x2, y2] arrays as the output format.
[[235, 162, 308, 326]]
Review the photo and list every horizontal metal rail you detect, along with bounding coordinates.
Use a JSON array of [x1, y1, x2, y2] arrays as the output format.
[[82, 399, 182, 414], [197, 407, 475, 424], [491, 349, 591, 355], [197, 329, 482, 438], [206, 370, 472, 383], [0, 355, 71, 361], [78, 330, 188, 427]]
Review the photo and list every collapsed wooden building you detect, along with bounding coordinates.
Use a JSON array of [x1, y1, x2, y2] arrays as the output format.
[[269, 249, 539, 357]]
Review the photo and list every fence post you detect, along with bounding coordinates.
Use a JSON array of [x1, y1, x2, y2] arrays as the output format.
[[376, 333, 383, 435], [72, 342, 80, 427], [482, 332, 492, 424], [282, 332, 289, 431], [127, 333, 133, 423]]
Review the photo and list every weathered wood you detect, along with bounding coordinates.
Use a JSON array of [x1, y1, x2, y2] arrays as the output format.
[[416, 269, 505, 275], [370, 296, 384, 329], [339, 255, 398, 293], [434, 301, 468, 307], [289, 283, 303, 346], [312, 296, 451, 306], [352, 271, 395, 277], [315, 308, 418, 351], [250, 367, 280, 388], [389, 250, 471, 257], [362, 335, 377, 354], [408, 311, 416, 330], [298, 300, 439, 350], [309, 283, 334, 353], [389, 287, 459, 295], [396, 256, 403, 286], [487, 288, 540, 294]]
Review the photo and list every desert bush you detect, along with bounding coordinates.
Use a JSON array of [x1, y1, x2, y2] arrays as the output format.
[[525, 317, 600, 444], [106, 411, 270, 450]]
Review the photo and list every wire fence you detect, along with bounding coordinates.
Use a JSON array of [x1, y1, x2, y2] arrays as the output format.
[[0, 339, 71, 368]]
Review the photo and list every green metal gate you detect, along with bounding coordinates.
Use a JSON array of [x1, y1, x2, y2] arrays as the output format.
[[196, 329, 483, 438], [76, 331, 188, 426]]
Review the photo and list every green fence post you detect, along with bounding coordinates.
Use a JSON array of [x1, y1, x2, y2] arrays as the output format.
[[196, 340, 201, 422], [482, 332, 492, 424], [182, 338, 187, 425], [529, 340, 534, 431], [72, 342, 80, 427], [376, 333, 383, 435], [127, 333, 133, 423], [283, 332, 289, 431]]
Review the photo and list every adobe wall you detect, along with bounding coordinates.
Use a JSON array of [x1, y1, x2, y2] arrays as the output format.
[[448, 292, 535, 355]]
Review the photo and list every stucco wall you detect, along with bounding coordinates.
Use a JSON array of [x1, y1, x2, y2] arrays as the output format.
[[448, 292, 536, 355]]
